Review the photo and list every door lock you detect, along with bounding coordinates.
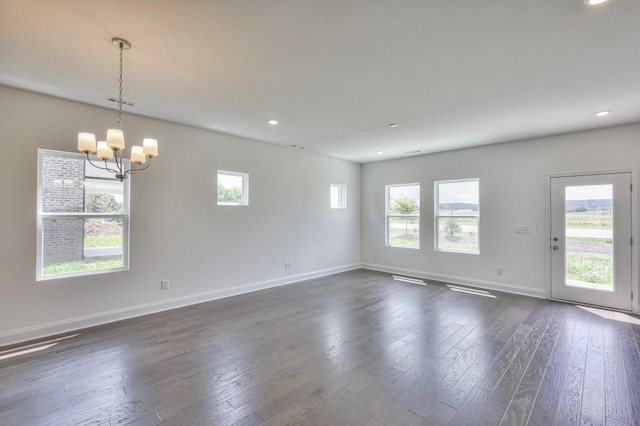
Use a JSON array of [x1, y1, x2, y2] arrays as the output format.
[[553, 246, 559, 250]]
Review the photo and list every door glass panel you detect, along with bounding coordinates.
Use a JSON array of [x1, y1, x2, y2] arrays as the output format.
[[565, 184, 613, 291]]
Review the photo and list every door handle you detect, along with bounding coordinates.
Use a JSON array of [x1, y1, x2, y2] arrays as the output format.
[[553, 246, 559, 250]]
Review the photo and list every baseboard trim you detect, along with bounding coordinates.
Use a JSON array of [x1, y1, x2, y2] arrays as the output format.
[[0, 263, 362, 348], [362, 263, 547, 299]]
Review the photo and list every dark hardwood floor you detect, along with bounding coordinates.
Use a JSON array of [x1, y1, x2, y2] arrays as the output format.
[[1, 269, 639, 425]]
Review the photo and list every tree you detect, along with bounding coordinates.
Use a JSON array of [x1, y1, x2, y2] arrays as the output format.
[[86, 193, 121, 212], [391, 195, 419, 237], [217, 183, 243, 203], [390, 195, 419, 215], [444, 217, 461, 238]]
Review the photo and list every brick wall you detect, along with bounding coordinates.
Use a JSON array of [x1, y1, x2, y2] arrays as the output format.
[[42, 217, 84, 263], [42, 154, 85, 263]]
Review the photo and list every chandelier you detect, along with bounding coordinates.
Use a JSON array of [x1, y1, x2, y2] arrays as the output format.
[[77, 37, 158, 180]]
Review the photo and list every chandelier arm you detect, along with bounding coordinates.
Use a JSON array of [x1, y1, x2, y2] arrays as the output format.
[[124, 156, 153, 176], [102, 159, 119, 174], [84, 152, 118, 174], [113, 149, 126, 176]]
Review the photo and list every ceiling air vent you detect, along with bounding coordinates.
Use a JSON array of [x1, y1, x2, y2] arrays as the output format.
[[106, 97, 136, 107]]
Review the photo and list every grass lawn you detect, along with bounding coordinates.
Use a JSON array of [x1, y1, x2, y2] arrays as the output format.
[[389, 236, 419, 248], [84, 235, 122, 248], [437, 240, 479, 253], [565, 211, 612, 229], [43, 256, 123, 276], [566, 253, 612, 285]]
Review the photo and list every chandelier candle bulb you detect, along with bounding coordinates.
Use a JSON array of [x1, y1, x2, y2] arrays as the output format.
[[96, 141, 113, 160], [106, 129, 125, 150], [78, 133, 96, 153], [143, 138, 158, 157], [130, 146, 145, 164]]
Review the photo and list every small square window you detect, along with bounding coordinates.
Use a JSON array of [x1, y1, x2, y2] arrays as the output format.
[[217, 170, 248, 206], [330, 184, 347, 209]]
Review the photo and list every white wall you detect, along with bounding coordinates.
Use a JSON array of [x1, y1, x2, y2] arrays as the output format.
[[0, 86, 361, 346], [362, 122, 640, 311]]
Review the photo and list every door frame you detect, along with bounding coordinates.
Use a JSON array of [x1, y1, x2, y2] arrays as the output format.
[[545, 168, 639, 313]]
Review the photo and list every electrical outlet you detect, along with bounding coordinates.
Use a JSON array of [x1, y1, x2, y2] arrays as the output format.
[[496, 267, 503, 276], [373, 252, 377, 260], [161, 280, 169, 290], [289, 261, 294, 270]]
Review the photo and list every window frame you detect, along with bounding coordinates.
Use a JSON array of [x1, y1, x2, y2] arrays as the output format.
[[217, 170, 249, 206], [434, 178, 480, 254], [36, 149, 130, 281], [330, 184, 347, 209], [385, 182, 421, 249]]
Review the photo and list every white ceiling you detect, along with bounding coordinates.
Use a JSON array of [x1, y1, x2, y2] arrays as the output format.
[[1, 0, 639, 163]]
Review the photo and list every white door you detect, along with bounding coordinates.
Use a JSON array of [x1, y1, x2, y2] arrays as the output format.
[[550, 173, 632, 311]]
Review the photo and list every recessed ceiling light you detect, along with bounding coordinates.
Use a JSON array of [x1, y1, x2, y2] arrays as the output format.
[[267, 119, 278, 125], [584, 0, 609, 5], [388, 123, 399, 128], [376, 151, 383, 155], [595, 110, 611, 117]]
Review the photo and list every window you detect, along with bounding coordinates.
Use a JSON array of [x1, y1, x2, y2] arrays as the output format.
[[36, 149, 129, 280], [330, 184, 347, 209], [435, 178, 479, 254], [386, 183, 420, 248], [217, 171, 248, 206]]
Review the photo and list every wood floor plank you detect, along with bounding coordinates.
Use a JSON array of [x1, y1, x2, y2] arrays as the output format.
[[581, 343, 605, 423], [446, 385, 491, 426], [262, 402, 307, 426], [617, 322, 640, 426], [551, 365, 584, 426], [527, 366, 564, 426], [468, 304, 555, 425], [604, 333, 635, 424], [500, 304, 564, 425]]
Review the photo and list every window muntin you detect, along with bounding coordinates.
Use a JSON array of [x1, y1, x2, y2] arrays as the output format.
[[37, 149, 129, 280], [217, 171, 249, 206], [330, 184, 347, 209], [435, 178, 479, 254], [386, 183, 420, 249]]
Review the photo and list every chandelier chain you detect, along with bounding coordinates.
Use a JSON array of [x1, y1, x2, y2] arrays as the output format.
[[117, 42, 124, 128]]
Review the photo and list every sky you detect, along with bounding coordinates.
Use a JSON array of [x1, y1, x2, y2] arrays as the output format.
[[438, 179, 479, 205], [389, 184, 420, 207], [565, 184, 612, 201], [387, 180, 482, 209]]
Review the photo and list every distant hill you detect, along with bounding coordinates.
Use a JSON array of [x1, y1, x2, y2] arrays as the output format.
[[440, 200, 611, 213], [439, 203, 478, 212], [566, 199, 612, 212]]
